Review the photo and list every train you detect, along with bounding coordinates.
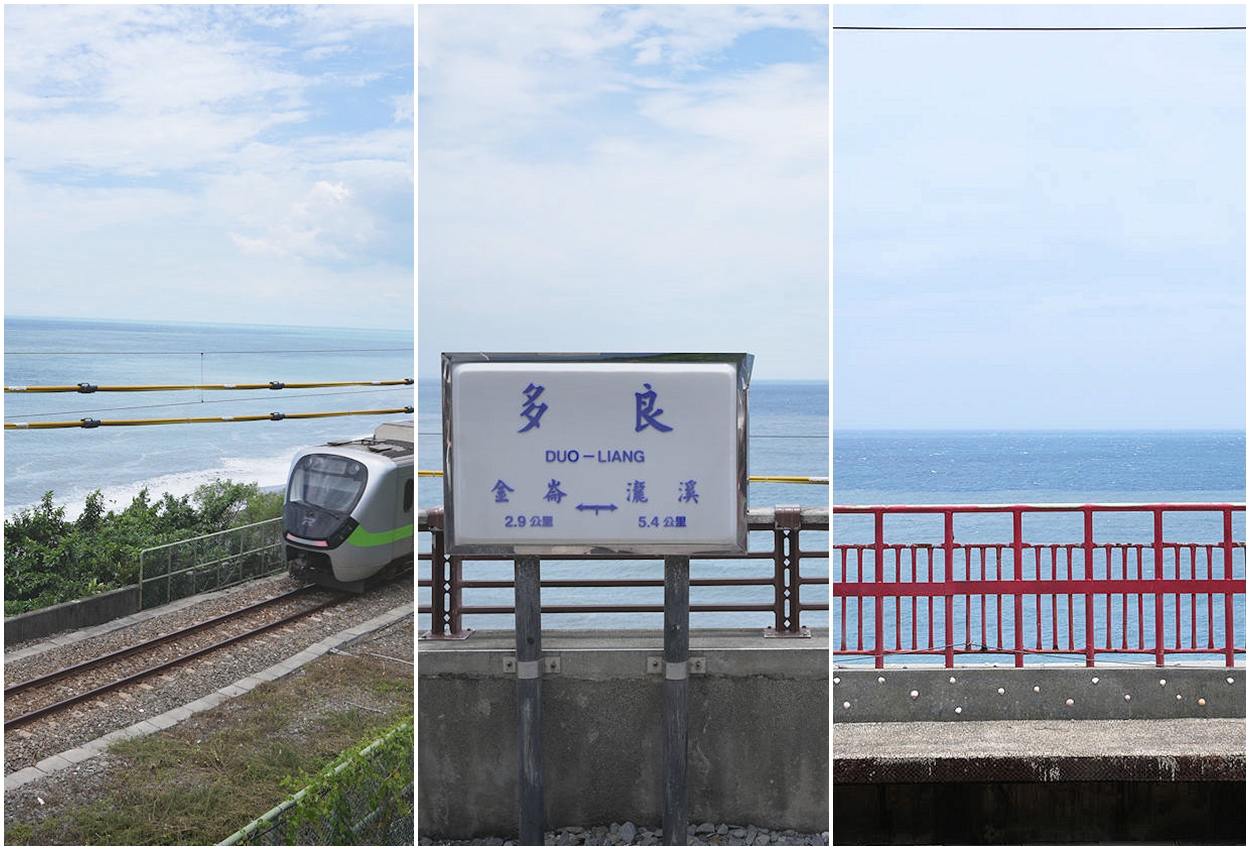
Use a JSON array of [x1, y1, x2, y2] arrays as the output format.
[[282, 420, 415, 591]]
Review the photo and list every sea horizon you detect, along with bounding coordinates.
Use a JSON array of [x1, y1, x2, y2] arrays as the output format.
[[4, 317, 414, 519], [836, 427, 1246, 434], [5, 313, 414, 337]]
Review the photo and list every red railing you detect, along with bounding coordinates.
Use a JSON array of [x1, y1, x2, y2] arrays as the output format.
[[418, 506, 828, 637], [832, 504, 1246, 668]]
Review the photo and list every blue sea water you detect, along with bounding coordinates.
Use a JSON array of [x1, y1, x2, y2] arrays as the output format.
[[834, 430, 1245, 544], [417, 377, 831, 631], [3, 316, 414, 518], [834, 430, 1245, 506]]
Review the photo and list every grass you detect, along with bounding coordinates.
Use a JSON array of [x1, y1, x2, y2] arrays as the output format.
[[5, 649, 413, 846]]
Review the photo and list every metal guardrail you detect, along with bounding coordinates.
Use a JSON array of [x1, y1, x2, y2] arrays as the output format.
[[832, 503, 1247, 668], [139, 518, 286, 609], [418, 506, 829, 637]]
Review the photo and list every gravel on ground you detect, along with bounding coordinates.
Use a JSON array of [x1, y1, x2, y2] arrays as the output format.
[[419, 822, 831, 846]]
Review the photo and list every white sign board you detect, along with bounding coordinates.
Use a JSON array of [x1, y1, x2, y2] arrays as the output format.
[[442, 353, 752, 555]]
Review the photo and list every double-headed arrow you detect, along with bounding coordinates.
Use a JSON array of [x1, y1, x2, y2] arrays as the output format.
[[576, 503, 619, 515]]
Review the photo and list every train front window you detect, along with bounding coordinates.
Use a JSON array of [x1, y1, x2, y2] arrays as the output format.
[[289, 454, 368, 515]]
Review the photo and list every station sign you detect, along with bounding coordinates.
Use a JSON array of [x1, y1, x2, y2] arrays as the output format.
[[442, 353, 752, 556]]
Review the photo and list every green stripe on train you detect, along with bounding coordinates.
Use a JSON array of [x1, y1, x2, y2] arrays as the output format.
[[346, 523, 415, 547]]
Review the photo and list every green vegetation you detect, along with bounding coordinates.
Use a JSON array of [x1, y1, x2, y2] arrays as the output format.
[[267, 717, 414, 845], [6, 650, 415, 845], [4, 651, 413, 846], [4, 480, 284, 617]]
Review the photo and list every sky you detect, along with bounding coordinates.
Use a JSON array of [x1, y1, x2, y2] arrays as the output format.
[[4, 4, 413, 331], [417, 4, 829, 382], [834, 4, 1246, 429]]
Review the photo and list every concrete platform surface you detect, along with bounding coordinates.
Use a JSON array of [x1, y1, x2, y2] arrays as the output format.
[[832, 718, 1246, 783], [834, 718, 1244, 758]]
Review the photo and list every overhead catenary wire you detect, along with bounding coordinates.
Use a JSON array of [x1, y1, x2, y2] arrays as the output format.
[[4, 385, 409, 421], [4, 347, 410, 356], [749, 475, 829, 485], [4, 407, 415, 430], [832, 25, 1245, 31], [5, 379, 414, 393]]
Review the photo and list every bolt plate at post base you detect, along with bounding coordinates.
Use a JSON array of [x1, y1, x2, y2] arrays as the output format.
[[764, 626, 811, 639], [420, 629, 475, 641]]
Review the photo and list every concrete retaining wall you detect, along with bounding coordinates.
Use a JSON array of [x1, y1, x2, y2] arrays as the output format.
[[4, 586, 140, 646], [418, 629, 829, 840], [832, 666, 1245, 722]]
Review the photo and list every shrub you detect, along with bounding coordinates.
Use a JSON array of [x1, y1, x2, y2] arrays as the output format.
[[3, 480, 285, 615]]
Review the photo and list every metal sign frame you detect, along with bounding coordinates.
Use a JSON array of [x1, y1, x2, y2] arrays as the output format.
[[441, 352, 752, 557]]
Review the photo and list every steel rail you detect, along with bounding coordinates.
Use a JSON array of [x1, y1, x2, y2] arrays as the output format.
[[4, 592, 348, 731], [4, 585, 319, 699]]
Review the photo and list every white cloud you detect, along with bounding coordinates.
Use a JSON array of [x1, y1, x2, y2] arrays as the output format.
[[5, 7, 310, 176], [620, 4, 826, 70], [634, 62, 827, 161], [418, 4, 826, 152], [418, 5, 828, 379], [4, 5, 414, 329], [230, 180, 373, 261], [390, 92, 414, 123]]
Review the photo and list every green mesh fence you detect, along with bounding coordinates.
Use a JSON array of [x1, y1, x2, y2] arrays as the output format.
[[139, 518, 286, 609], [221, 718, 415, 846]]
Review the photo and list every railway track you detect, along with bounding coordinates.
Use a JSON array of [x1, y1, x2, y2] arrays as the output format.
[[4, 584, 348, 731]]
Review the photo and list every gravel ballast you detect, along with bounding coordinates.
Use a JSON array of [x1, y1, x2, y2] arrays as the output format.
[[4, 573, 412, 777], [419, 822, 831, 845]]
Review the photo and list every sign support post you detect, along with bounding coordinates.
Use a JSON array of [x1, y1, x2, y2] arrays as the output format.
[[663, 554, 691, 846], [514, 554, 544, 845]]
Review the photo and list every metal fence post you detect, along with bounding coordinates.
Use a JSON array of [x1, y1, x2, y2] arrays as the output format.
[[768, 506, 805, 636], [943, 510, 955, 668], [422, 508, 473, 641], [1012, 509, 1025, 668], [428, 508, 448, 638], [1153, 508, 1166, 667], [1223, 507, 1236, 667], [873, 510, 885, 669], [1083, 507, 1097, 667]]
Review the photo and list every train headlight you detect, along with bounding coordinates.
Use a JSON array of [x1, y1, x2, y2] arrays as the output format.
[[325, 517, 359, 549]]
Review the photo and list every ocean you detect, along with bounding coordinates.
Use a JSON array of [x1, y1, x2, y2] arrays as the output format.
[[3, 316, 414, 519], [834, 430, 1245, 506], [417, 377, 831, 631], [834, 430, 1246, 544]]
